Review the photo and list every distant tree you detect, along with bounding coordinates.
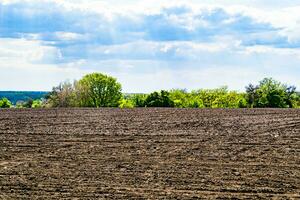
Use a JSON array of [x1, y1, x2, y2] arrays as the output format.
[[245, 78, 298, 108], [194, 87, 228, 108], [46, 81, 76, 107], [16, 101, 26, 108], [77, 73, 122, 107], [169, 89, 188, 108], [24, 98, 33, 108], [297, 92, 300, 108], [16, 98, 43, 108], [285, 86, 297, 108], [119, 99, 134, 108], [169, 89, 204, 108], [212, 92, 247, 108], [0, 98, 12, 108], [186, 93, 204, 108], [144, 90, 174, 107], [131, 94, 148, 107], [32, 100, 43, 108], [245, 84, 259, 108]]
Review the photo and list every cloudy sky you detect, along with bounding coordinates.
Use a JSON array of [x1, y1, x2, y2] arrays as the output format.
[[1, 0, 300, 92]]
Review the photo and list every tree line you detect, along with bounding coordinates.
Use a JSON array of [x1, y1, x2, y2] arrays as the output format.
[[1, 73, 299, 108]]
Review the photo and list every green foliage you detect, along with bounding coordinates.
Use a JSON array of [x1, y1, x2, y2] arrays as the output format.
[[40, 75, 300, 109], [77, 73, 122, 107], [238, 96, 248, 108], [189, 87, 246, 108], [169, 89, 188, 108], [245, 78, 298, 108], [0, 98, 12, 108], [144, 90, 174, 107], [130, 94, 148, 107], [46, 73, 122, 108], [169, 89, 204, 108], [32, 100, 43, 108], [186, 94, 204, 108], [194, 87, 228, 108], [15, 98, 43, 108], [212, 92, 247, 108], [119, 99, 134, 108], [296, 93, 300, 108]]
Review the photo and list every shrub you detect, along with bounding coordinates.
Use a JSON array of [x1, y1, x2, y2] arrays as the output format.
[[119, 99, 134, 108], [129, 94, 148, 107], [0, 98, 12, 108], [144, 90, 174, 107], [32, 100, 43, 108], [169, 89, 188, 108]]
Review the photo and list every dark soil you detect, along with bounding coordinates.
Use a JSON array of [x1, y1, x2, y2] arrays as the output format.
[[0, 108, 299, 199]]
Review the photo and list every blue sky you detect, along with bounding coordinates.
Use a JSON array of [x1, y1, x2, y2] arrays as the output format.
[[0, 0, 300, 92]]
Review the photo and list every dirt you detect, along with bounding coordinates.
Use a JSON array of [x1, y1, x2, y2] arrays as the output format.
[[0, 108, 299, 199]]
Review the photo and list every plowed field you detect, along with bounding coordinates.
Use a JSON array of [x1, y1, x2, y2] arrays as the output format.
[[0, 108, 299, 199]]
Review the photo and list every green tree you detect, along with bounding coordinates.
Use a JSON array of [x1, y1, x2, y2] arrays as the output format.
[[144, 90, 174, 107], [245, 78, 297, 108], [169, 89, 189, 108], [131, 94, 148, 107], [194, 87, 228, 108], [169, 89, 204, 108], [77, 73, 122, 107], [212, 92, 246, 108], [297, 93, 300, 108], [285, 86, 298, 108], [186, 93, 204, 108], [0, 98, 12, 108]]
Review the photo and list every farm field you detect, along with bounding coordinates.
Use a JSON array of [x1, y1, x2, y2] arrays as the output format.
[[0, 108, 299, 199]]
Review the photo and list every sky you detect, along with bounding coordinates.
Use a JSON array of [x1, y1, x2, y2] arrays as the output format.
[[0, 0, 300, 92]]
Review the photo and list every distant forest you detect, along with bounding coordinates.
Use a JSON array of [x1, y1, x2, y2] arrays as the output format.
[[0, 91, 48, 104]]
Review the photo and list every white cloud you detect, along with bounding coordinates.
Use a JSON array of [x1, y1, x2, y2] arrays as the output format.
[[0, 0, 300, 91], [0, 38, 62, 64], [54, 32, 84, 41]]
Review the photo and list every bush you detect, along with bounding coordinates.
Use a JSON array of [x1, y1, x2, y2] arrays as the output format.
[[169, 89, 189, 108], [15, 100, 31, 108], [32, 100, 43, 108], [128, 94, 148, 107], [16, 101, 26, 108], [194, 87, 227, 108], [119, 99, 134, 108], [210, 92, 242, 108], [169, 89, 204, 108], [0, 98, 12, 108], [144, 90, 174, 107], [186, 94, 204, 108]]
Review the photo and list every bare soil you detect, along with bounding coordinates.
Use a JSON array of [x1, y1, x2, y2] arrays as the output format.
[[0, 108, 299, 199]]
